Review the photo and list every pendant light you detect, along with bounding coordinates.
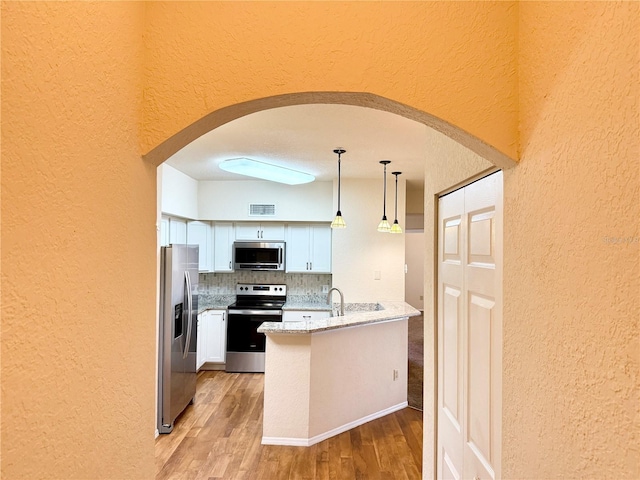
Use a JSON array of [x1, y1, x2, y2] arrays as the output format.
[[331, 148, 346, 229], [390, 171, 403, 234], [377, 160, 391, 232]]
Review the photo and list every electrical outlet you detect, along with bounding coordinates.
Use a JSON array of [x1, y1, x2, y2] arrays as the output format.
[[322, 285, 329, 293], [393, 369, 399, 381], [374, 270, 381, 280]]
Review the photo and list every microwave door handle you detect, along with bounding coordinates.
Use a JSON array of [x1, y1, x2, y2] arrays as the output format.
[[278, 247, 283, 266], [183, 270, 193, 360]]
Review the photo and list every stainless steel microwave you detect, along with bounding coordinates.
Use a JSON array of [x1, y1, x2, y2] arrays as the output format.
[[233, 242, 285, 271]]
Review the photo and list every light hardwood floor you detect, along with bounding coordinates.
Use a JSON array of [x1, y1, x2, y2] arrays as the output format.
[[156, 371, 423, 480]]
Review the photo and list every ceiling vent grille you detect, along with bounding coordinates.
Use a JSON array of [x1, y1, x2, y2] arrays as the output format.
[[249, 204, 276, 216]]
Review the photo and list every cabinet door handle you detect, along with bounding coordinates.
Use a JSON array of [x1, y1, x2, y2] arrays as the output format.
[[303, 315, 311, 319], [229, 261, 231, 269], [310, 262, 312, 270]]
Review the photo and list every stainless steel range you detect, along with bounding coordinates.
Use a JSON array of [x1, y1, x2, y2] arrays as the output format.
[[225, 283, 286, 373]]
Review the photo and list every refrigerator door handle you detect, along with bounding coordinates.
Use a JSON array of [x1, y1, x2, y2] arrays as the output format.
[[183, 270, 193, 360]]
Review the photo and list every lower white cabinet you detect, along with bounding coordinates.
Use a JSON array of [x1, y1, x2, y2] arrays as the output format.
[[282, 310, 331, 322], [197, 310, 227, 370]]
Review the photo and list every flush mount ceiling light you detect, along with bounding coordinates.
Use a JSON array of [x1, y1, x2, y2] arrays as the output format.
[[390, 171, 403, 234], [377, 160, 392, 232], [219, 158, 315, 185], [331, 148, 346, 229]]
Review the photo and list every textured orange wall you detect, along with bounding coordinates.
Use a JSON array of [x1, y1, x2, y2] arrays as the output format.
[[142, 1, 518, 160], [504, 2, 639, 477], [2, 1, 636, 479], [1, 2, 156, 478]]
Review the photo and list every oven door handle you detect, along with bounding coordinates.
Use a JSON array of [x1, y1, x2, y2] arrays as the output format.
[[228, 309, 283, 316]]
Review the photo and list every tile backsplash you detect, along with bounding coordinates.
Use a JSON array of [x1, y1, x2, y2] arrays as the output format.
[[199, 271, 332, 296]]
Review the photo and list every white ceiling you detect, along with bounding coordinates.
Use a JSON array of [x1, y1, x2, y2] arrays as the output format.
[[165, 104, 429, 185]]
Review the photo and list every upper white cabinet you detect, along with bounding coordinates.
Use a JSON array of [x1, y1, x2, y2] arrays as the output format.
[[235, 222, 285, 241], [213, 222, 235, 272], [160, 217, 170, 247], [309, 225, 332, 272], [166, 217, 187, 244], [187, 221, 212, 272], [286, 224, 332, 273]]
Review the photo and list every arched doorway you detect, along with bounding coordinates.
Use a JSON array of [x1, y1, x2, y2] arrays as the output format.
[[143, 92, 515, 170], [148, 91, 516, 478]]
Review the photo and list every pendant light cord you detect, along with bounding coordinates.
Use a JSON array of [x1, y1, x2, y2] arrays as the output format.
[[337, 152, 341, 211], [383, 163, 386, 215], [380, 161, 390, 218], [394, 173, 398, 220]]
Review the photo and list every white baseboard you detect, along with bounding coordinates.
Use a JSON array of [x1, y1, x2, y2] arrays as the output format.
[[261, 401, 408, 447], [261, 436, 310, 447], [155, 429, 159, 439]]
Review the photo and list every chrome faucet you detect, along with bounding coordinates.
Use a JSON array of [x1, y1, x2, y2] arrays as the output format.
[[326, 287, 344, 316]]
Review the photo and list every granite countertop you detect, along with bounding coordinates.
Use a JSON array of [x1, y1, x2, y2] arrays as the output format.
[[197, 294, 235, 314], [258, 301, 420, 334]]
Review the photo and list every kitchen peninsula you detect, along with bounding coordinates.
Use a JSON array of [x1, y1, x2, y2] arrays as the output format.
[[258, 301, 420, 446]]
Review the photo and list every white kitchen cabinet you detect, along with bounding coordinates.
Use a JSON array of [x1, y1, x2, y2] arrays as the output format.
[[286, 224, 332, 273], [235, 222, 285, 241], [197, 310, 227, 368], [187, 221, 212, 272], [168, 217, 187, 244], [213, 222, 235, 272], [160, 217, 170, 246], [196, 313, 205, 371], [282, 310, 331, 322]]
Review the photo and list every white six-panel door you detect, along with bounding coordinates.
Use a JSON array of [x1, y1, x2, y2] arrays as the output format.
[[437, 171, 503, 480]]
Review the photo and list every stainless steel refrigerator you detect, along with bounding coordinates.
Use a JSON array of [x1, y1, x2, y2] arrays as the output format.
[[157, 244, 199, 434]]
